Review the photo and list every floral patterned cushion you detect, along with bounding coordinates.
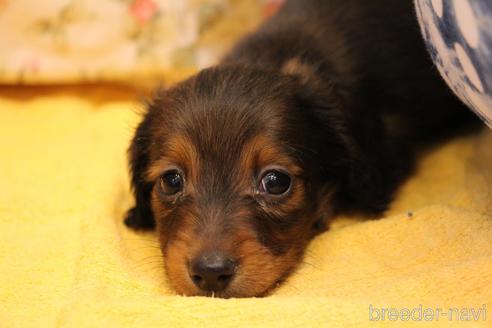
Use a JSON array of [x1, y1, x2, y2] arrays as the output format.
[[415, 0, 492, 128], [0, 0, 282, 84]]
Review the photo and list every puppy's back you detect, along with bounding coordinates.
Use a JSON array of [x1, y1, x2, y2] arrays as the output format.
[[225, 0, 478, 141]]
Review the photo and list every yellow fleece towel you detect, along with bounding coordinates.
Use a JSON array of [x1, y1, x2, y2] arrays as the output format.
[[0, 86, 491, 328]]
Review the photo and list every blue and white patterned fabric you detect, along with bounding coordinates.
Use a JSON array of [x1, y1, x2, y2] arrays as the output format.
[[415, 0, 492, 129]]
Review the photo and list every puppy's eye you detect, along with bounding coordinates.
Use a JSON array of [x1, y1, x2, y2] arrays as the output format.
[[259, 170, 291, 195], [159, 170, 184, 195]]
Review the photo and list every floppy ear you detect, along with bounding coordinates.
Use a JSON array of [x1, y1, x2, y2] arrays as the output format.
[[338, 118, 392, 215], [124, 109, 156, 230], [332, 104, 412, 216], [289, 63, 407, 217]]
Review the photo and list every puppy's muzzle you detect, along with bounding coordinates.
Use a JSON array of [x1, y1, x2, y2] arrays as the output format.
[[188, 253, 237, 293]]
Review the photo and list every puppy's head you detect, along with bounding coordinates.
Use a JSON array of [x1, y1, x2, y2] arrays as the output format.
[[127, 64, 388, 297]]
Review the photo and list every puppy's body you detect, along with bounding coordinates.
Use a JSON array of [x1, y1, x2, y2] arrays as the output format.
[[228, 0, 469, 136], [125, 0, 476, 297], [221, 0, 476, 213]]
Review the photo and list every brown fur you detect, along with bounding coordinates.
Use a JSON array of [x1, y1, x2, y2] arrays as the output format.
[[124, 0, 479, 298], [148, 132, 313, 297]]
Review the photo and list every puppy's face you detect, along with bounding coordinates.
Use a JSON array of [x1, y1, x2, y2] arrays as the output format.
[[128, 65, 379, 297]]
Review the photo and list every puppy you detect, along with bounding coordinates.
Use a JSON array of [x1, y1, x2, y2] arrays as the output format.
[[124, 0, 477, 298]]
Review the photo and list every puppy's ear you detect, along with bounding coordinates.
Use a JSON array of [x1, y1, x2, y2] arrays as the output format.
[[338, 119, 391, 215], [334, 108, 411, 216], [124, 108, 156, 230], [297, 75, 405, 217]]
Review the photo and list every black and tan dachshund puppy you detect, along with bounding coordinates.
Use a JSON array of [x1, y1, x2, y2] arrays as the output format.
[[124, 0, 477, 297]]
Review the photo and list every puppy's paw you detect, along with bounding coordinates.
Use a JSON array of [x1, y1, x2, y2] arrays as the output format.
[[124, 207, 155, 231]]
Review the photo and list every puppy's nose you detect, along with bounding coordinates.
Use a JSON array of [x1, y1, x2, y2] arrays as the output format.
[[189, 253, 236, 292]]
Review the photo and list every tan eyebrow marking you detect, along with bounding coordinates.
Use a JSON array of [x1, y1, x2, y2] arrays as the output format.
[[146, 134, 200, 183], [239, 135, 305, 214], [241, 135, 303, 177]]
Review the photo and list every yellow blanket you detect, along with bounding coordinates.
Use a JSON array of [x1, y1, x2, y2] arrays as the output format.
[[1, 86, 491, 327]]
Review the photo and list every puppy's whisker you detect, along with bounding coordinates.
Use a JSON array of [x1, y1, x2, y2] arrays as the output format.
[[300, 260, 322, 271], [119, 237, 160, 245]]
